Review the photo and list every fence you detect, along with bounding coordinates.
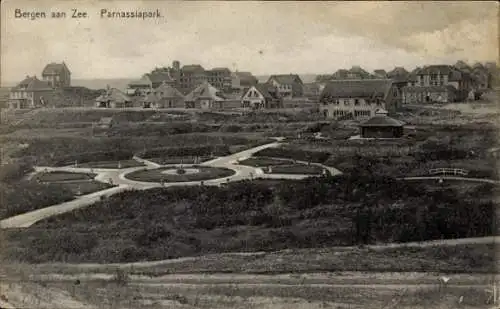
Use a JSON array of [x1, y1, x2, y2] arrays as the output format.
[[428, 168, 469, 176]]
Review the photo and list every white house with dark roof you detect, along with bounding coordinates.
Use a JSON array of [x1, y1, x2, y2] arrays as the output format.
[[8, 76, 53, 109], [241, 84, 282, 109], [41, 62, 71, 88], [319, 79, 400, 120], [266, 74, 304, 98]]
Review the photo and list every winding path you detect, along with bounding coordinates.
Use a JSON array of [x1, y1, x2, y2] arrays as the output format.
[[0, 139, 327, 229], [2, 140, 498, 229]]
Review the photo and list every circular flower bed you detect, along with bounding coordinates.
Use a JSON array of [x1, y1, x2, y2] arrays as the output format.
[[125, 166, 235, 183]]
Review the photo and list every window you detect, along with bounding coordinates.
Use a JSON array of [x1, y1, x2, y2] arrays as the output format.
[[354, 99, 360, 105], [343, 99, 350, 105], [376, 98, 381, 106], [393, 89, 398, 96]]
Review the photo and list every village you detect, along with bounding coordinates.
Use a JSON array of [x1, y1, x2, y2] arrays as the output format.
[[1, 0, 499, 307], [0, 57, 498, 308]]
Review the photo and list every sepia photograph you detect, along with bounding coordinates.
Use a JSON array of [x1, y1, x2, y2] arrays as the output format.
[[0, 0, 499, 308]]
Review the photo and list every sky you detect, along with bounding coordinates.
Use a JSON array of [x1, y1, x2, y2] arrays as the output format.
[[1, 1, 498, 83]]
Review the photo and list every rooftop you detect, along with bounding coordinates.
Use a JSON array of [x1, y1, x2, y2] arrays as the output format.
[[320, 79, 393, 100], [360, 114, 405, 127], [12, 76, 52, 91], [42, 62, 70, 75]]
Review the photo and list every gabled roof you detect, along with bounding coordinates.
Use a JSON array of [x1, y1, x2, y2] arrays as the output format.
[[245, 84, 279, 100], [154, 83, 184, 98], [181, 64, 205, 72], [319, 79, 393, 100], [184, 82, 225, 102], [42, 62, 70, 75], [143, 83, 184, 102], [95, 88, 131, 103], [267, 74, 303, 85], [12, 76, 52, 91]]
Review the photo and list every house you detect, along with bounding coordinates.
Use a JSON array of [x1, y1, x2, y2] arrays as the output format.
[[8, 76, 53, 109], [401, 65, 473, 104], [142, 82, 185, 108], [95, 87, 132, 108], [184, 82, 225, 109], [179, 64, 207, 94], [207, 68, 232, 92], [241, 84, 282, 109], [231, 71, 258, 92], [266, 74, 304, 98], [41, 62, 71, 88], [359, 109, 405, 139], [319, 79, 400, 120]]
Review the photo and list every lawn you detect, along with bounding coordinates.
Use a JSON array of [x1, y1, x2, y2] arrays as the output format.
[[32, 171, 96, 182], [238, 156, 295, 167], [77, 160, 145, 169], [124, 166, 235, 183], [265, 164, 325, 175], [62, 181, 115, 196]]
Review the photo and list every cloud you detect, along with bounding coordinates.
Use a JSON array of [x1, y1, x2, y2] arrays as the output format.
[[1, 1, 497, 82]]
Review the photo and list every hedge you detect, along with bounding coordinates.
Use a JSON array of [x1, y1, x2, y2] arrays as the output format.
[[255, 147, 331, 163]]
